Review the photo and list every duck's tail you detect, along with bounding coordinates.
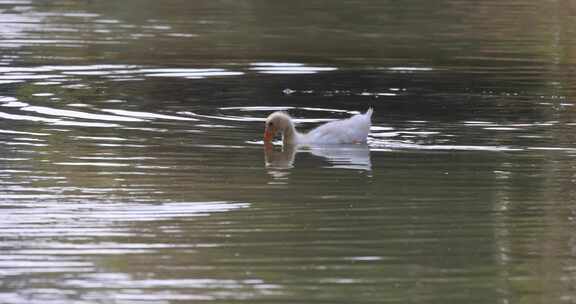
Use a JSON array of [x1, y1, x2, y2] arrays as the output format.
[[365, 107, 374, 118]]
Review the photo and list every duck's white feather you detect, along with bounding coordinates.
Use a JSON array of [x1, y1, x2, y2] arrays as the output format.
[[298, 108, 372, 145]]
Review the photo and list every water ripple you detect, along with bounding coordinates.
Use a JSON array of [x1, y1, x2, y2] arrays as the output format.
[[0, 201, 250, 226], [140, 68, 244, 79], [250, 62, 338, 74], [101, 109, 197, 121], [22, 106, 145, 122], [0, 64, 248, 87], [181, 106, 355, 124]]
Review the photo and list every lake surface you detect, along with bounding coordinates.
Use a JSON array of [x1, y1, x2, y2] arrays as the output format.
[[1, 0, 576, 303]]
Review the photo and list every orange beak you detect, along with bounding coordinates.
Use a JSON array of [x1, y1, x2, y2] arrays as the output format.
[[264, 126, 275, 142]]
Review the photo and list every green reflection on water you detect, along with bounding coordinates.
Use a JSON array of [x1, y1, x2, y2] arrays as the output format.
[[1, 0, 576, 303]]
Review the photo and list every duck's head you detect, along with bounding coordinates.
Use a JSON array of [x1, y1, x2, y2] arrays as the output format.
[[264, 111, 293, 142]]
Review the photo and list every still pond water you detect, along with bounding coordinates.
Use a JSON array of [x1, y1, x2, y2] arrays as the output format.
[[1, 0, 576, 303]]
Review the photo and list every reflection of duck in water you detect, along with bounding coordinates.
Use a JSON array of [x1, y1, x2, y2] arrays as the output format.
[[308, 144, 371, 171], [263, 108, 373, 145], [264, 142, 371, 172], [264, 143, 296, 169]]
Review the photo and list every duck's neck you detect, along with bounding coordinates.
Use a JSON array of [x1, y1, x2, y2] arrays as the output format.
[[282, 122, 301, 145]]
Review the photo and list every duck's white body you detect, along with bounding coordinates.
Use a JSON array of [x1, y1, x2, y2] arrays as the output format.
[[264, 108, 373, 145]]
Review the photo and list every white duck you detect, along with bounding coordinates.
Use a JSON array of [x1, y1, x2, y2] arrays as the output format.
[[264, 108, 373, 145]]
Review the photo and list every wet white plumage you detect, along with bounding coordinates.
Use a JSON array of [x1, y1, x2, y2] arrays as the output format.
[[264, 108, 373, 145]]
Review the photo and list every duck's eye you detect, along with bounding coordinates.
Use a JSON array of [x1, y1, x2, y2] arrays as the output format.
[[268, 122, 274, 127]]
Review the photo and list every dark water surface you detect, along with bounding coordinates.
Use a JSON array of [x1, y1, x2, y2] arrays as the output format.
[[1, 0, 576, 303]]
